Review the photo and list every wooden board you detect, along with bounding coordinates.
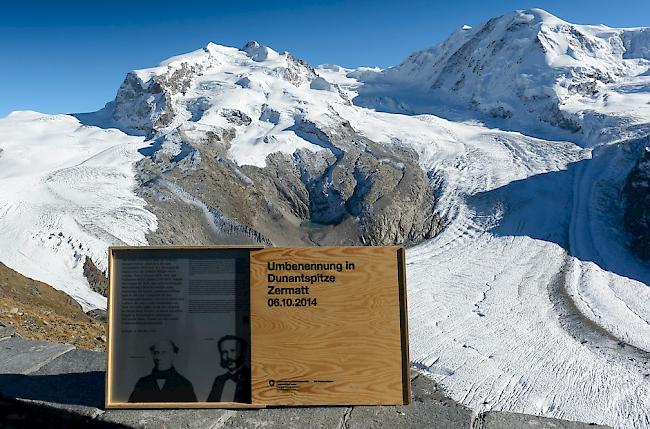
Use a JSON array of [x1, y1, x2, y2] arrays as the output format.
[[249, 246, 409, 406]]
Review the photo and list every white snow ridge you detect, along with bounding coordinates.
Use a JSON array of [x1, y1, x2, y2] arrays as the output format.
[[1, 8, 650, 429]]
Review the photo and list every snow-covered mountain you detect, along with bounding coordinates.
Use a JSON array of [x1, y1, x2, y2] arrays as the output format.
[[96, 40, 442, 249], [355, 8, 650, 144], [1, 8, 650, 429]]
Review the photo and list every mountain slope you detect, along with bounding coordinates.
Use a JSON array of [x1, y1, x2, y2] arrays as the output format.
[[355, 8, 650, 145], [0, 111, 156, 309], [0, 261, 105, 350]]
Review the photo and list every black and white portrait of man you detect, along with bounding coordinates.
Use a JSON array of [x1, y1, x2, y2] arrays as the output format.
[[128, 339, 197, 403], [206, 335, 251, 403]]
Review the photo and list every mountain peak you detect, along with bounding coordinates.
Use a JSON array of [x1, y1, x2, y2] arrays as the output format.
[[108, 38, 334, 136], [517, 8, 565, 24]]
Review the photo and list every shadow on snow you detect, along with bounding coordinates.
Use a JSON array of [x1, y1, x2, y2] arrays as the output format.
[[467, 156, 650, 286]]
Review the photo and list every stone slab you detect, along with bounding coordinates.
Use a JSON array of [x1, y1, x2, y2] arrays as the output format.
[[347, 372, 473, 429], [481, 410, 610, 428], [0, 396, 115, 429], [0, 347, 105, 418], [98, 409, 235, 428], [0, 337, 614, 428], [33, 347, 106, 374], [223, 407, 348, 429], [0, 336, 72, 375]]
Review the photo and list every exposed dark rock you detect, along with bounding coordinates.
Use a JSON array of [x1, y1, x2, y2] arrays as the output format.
[[135, 115, 441, 247], [111, 72, 164, 133], [82, 257, 107, 298], [0, 321, 16, 340], [624, 146, 650, 260], [221, 109, 252, 126], [85, 310, 107, 323]]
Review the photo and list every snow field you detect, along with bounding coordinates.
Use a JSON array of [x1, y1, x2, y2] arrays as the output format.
[[0, 112, 157, 309]]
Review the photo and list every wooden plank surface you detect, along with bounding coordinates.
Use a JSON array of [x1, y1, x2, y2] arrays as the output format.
[[250, 246, 407, 405]]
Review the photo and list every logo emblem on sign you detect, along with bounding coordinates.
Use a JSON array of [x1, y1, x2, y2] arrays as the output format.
[[269, 380, 275, 387]]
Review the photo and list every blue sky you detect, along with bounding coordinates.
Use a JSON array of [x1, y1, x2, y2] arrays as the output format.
[[1, 0, 649, 117]]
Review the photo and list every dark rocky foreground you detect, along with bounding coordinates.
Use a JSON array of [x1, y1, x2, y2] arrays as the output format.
[[0, 327, 608, 428]]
